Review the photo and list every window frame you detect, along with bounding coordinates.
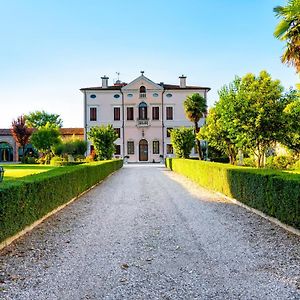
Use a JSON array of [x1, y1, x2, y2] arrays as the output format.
[[127, 141, 134, 155], [127, 107, 134, 121], [153, 140, 160, 154], [114, 107, 121, 121], [166, 106, 173, 120], [89, 107, 97, 122], [152, 106, 159, 120]]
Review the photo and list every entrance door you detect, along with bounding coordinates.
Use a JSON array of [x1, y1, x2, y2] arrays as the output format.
[[139, 139, 148, 161]]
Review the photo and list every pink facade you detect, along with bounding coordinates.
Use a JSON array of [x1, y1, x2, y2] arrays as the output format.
[[81, 73, 210, 163]]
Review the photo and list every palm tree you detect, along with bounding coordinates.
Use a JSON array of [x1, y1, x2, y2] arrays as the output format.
[[183, 93, 207, 160], [274, 0, 300, 73]]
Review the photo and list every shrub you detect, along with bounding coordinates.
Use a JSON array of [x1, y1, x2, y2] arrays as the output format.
[[166, 158, 300, 229], [266, 155, 295, 169], [170, 127, 195, 158], [0, 160, 123, 243], [243, 157, 256, 167]]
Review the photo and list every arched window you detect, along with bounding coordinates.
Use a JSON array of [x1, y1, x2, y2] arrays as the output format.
[[138, 102, 148, 120], [139, 86, 146, 98]]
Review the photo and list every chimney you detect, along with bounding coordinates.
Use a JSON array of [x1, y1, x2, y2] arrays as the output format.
[[101, 75, 109, 88], [179, 75, 186, 88]]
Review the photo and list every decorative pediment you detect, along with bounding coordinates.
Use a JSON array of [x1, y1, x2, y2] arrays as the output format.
[[122, 74, 163, 91]]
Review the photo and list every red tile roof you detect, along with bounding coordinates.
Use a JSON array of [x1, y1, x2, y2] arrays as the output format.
[[0, 128, 84, 136]]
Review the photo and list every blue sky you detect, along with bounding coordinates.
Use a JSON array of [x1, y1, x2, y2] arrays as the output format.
[[0, 0, 298, 128]]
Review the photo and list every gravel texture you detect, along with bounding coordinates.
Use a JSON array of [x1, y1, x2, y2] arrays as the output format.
[[0, 164, 299, 300]]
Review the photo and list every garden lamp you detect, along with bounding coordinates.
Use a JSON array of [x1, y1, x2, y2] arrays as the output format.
[[0, 166, 4, 182]]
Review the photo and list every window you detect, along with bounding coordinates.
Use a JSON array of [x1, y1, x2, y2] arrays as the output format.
[[127, 141, 134, 155], [138, 102, 148, 120], [166, 93, 172, 98], [166, 127, 173, 138], [127, 107, 134, 120], [90, 94, 96, 99], [140, 86, 146, 98], [166, 107, 173, 120], [166, 144, 173, 154], [153, 93, 159, 97], [152, 106, 159, 120], [90, 107, 97, 121], [115, 145, 121, 155], [127, 93, 133, 97], [114, 107, 121, 120], [153, 141, 159, 154], [90, 145, 95, 153], [114, 128, 121, 138]]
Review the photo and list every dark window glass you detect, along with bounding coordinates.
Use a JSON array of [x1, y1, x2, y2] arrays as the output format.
[[140, 86, 146, 93], [152, 106, 159, 120], [166, 144, 173, 154], [90, 94, 96, 99], [153, 141, 159, 154], [166, 107, 173, 120], [115, 144, 121, 155], [114, 107, 121, 120], [114, 128, 121, 138], [167, 127, 173, 138], [90, 107, 97, 121], [127, 107, 134, 120], [138, 102, 147, 120], [127, 141, 134, 154]]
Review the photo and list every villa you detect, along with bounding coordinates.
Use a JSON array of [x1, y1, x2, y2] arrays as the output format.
[[81, 72, 210, 162]]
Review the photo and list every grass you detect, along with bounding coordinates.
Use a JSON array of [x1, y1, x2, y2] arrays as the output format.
[[2, 164, 57, 180]]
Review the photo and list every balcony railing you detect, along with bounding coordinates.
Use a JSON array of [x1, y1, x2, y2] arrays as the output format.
[[139, 93, 147, 98], [136, 118, 150, 127]]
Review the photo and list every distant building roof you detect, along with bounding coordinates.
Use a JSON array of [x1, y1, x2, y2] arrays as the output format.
[[0, 128, 84, 137]]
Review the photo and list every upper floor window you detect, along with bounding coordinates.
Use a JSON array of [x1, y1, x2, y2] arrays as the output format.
[[127, 107, 134, 120], [139, 86, 146, 98], [114, 94, 120, 99], [90, 94, 96, 99], [138, 102, 148, 120], [166, 106, 173, 120], [114, 107, 121, 121], [90, 107, 97, 121], [152, 106, 159, 120]]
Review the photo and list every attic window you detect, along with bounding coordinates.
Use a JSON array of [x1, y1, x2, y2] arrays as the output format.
[[166, 93, 172, 98], [90, 94, 96, 99], [153, 93, 159, 97], [127, 93, 133, 97], [140, 86, 146, 93], [114, 94, 120, 99]]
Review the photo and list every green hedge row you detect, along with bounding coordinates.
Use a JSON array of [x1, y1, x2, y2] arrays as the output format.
[[166, 158, 300, 229], [0, 160, 123, 243]]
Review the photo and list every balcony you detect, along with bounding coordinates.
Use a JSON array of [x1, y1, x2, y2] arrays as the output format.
[[136, 118, 150, 127], [139, 93, 147, 98]]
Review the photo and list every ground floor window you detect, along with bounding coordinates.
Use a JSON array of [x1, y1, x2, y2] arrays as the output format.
[[166, 144, 173, 154], [114, 128, 121, 138], [0, 142, 13, 162], [115, 144, 121, 155], [166, 127, 173, 138], [127, 141, 134, 154], [153, 141, 159, 154]]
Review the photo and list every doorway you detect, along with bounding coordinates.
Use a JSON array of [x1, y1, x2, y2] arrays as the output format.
[[139, 139, 148, 161]]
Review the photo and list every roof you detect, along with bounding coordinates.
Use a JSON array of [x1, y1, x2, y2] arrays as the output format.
[[80, 86, 122, 91], [162, 84, 211, 91], [60, 128, 84, 135], [80, 84, 210, 91], [0, 128, 84, 136], [0, 129, 12, 136]]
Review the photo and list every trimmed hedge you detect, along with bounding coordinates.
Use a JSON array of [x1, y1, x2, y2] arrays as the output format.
[[0, 160, 123, 243], [166, 158, 300, 229]]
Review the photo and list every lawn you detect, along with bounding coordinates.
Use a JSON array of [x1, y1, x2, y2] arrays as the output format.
[[2, 164, 57, 180]]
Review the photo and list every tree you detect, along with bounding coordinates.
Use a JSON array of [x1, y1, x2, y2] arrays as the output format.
[[274, 0, 300, 73], [53, 138, 88, 157], [30, 123, 61, 162], [280, 91, 300, 154], [10, 115, 32, 163], [87, 125, 118, 160], [183, 93, 207, 160], [25, 110, 63, 128], [198, 107, 238, 164], [170, 127, 195, 158], [200, 71, 287, 167]]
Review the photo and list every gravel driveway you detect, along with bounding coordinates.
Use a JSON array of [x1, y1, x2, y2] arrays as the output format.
[[0, 164, 299, 300]]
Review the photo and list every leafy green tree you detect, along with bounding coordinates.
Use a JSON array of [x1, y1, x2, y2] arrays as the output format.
[[11, 115, 32, 163], [200, 71, 287, 167], [281, 93, 300, 154], [53, 138, 88, 157], [274, 0, 300, 73], [198, 107, 238, 164], [183, 93, 207, 160], [87, 125, 118, 160], [170, 127, 195, 158], [25, 110, 63, 128], [30, 123, 61, 162]]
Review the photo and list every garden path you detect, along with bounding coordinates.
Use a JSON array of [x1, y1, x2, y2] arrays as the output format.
[[0, 164, 299, 299]]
